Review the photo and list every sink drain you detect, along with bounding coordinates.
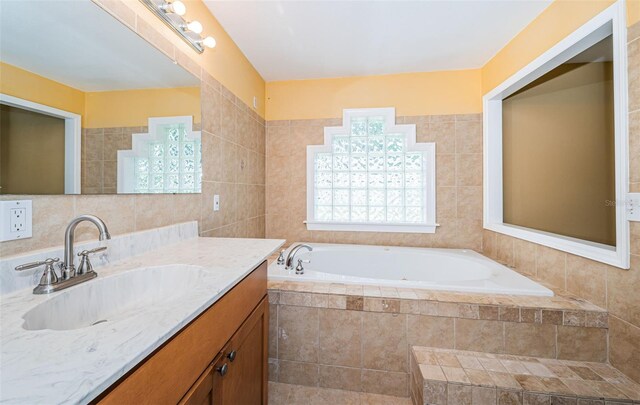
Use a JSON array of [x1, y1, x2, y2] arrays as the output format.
[[91, 319, 107, 326]]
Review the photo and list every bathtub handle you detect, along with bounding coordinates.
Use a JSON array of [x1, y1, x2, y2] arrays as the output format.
[[276, 249, 286, 265], [295, 259, 310, 275]]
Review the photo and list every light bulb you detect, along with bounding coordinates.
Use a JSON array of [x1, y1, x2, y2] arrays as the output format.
[[186, 20, 203, 34], [202, 36, 216, 48], [160, 0, 186, 16], [170, 0, 186, 16]]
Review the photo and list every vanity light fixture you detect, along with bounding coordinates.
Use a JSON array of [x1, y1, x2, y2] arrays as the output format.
[[140, 0, 216, 53]]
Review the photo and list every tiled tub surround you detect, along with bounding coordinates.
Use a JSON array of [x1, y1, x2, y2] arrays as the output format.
[[264, 22, 640, 387], [266, 113, 483, 250], [0, 235, 284, 404], [410, 347, 640, 405], [269, 243, 553, 296], [0, 0, 267, 258], [266, 280, 608, 398]]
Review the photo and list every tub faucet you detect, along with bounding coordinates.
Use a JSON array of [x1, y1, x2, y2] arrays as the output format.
[[63, 215, 111, 279], [285, 244, 313, 270]]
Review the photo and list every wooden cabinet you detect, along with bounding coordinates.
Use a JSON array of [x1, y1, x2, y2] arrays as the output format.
[[213, 298, 268, 405], [94, 261, 269, 405]]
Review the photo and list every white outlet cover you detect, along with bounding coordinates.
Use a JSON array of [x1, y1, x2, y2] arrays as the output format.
[[0, 200, 33, 242], [628, 193, 640, 222]]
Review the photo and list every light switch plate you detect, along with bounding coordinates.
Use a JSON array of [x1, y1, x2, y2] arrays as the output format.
[[0, 200, 32, 241], [628, 193, 640, 222], [213, 194, 220, 212]]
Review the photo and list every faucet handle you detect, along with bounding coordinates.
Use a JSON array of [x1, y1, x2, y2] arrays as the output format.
[[276, 249, 286, 265], [78, 246, 107, 256], [15, 257, 59, 271], [295, 259, 310, 275], [15, 258, 60, 291], [77, 246, 106, 275]]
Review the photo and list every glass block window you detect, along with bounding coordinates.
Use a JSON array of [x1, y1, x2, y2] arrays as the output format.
[[117, 116, 201, 194], [307, 108, 436, 233], [133, 123, 201, 193]]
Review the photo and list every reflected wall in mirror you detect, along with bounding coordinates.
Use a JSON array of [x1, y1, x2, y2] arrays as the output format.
[[502, 35, 615, 246], [0, 0, 201, 195]]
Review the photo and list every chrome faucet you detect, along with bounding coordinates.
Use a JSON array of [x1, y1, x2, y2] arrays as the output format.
[[62, 215, 111, 279], [285, 244, 313, 270], [15, 215, 111, 294]]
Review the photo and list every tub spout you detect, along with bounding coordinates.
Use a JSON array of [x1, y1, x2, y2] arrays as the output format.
[[285, 244, 313, 270]]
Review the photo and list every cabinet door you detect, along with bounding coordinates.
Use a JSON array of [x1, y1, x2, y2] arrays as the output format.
[[214, 298, 268, 405], [179, 363, 215, 405]]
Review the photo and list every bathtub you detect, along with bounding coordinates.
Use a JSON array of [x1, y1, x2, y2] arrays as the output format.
[[268, 243, 553, 296]]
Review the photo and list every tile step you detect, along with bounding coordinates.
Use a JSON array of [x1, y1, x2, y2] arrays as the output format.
[[410, 346, 640, 404]]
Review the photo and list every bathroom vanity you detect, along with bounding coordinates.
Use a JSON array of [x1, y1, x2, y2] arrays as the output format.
[[0, 232, 284, 404], [96, 261, 269, 405]]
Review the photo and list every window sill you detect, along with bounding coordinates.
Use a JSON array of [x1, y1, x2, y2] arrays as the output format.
[[305, 220, 438, 233]]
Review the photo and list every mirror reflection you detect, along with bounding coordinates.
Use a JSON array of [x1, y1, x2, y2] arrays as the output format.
[[0, 0, 201, 195]]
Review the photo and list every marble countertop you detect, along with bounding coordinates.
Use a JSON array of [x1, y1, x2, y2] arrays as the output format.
[[0, 237, 285, 405]]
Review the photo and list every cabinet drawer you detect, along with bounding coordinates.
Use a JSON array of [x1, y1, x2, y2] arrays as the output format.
[[95, 261, 267, 405]]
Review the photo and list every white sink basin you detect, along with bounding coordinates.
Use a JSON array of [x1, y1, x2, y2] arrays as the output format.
[[22, 265, 206, 331]]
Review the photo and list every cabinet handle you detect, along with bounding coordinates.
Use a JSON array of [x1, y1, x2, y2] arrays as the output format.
[[227, 350, 237, 362], [217, 363, 228, 376]]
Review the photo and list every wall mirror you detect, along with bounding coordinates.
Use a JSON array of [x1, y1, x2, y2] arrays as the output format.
[[0, 0, 201, 195], [483, 3, 628, 268]]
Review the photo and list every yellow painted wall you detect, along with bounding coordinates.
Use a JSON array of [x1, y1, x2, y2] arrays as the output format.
[[0, 62, 85, 115], [84, 87, 200, 128], [482, 0, 639, 95], [628, 0, 640, 25], [2, 0, 266, 119], [125, 0, 265, 117], [265, 0, 639, 122], [265, 69, 482, 121], [1, 62, 200, 128], [4, 0, 636, 123]]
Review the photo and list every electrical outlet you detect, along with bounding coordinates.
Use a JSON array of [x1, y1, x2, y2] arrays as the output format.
[[628, 193, 640, 222], [0, 200, 32, 242], [213, 194, 220, 212], [10, 208, 26, 232]]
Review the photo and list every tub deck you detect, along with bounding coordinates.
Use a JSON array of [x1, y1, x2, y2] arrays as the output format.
[[267, 245, 609, 397]]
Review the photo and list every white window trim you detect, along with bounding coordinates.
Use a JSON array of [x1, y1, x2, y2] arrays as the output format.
[[483, 1, 629, 269], [305, 107, 437, 233], [0, 93, 81, 194], [117, 115, 201, 193]]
